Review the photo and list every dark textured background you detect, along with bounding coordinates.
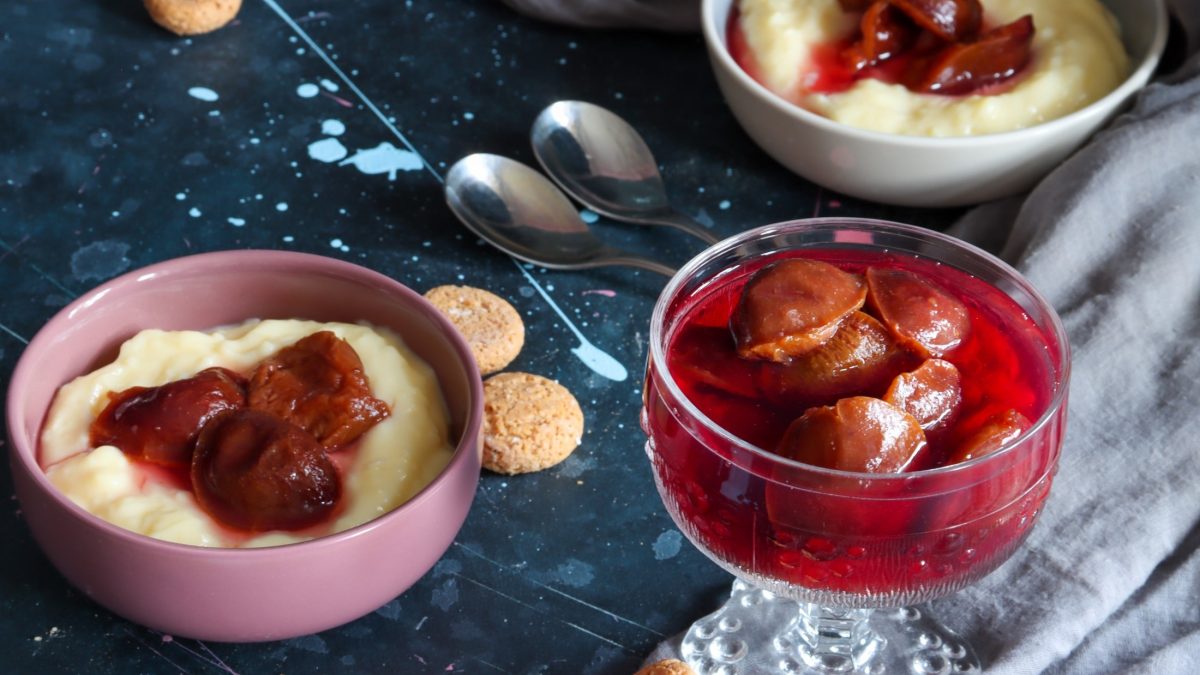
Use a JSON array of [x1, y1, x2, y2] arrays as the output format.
[[0, 1, 958, 672]]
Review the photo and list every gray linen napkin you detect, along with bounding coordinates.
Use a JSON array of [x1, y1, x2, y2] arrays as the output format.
[[929, 45, 1200, 675], [498, 1, 1200, 672]]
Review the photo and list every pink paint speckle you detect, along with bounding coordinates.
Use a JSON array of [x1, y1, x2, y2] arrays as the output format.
[[829, 200, 842, 208], [161, 635, 174, 643], [321, 91, 354, 108], [582, 289, 616, 298]]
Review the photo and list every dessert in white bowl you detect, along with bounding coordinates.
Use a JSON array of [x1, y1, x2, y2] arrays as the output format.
[[733, 0, 1130, 136]]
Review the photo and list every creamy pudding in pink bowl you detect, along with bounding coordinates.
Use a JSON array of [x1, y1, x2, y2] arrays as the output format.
[[6, 250, 484, 642]]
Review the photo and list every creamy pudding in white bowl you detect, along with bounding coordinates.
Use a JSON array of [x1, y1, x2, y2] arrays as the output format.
[[703, 0, 1168, 206]]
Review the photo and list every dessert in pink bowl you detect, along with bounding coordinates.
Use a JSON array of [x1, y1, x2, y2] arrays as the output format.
[[6, 250, 484, 642]]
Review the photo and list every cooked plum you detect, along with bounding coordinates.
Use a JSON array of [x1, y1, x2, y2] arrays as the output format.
[[732, 259, 867, 363], [845, 2, 919, 70], [890, 0, 982, 41], [884, 358, 962, 430], [89, 367, 246, 468], [759, 312, 916, 409], [776, 396, 926, 473], [866, 267, 970, 358], [949, 409, 1032, 463], [248, 331, 391, 449], [191, 409, 341, 532], [672, 326, 761, 400], [907, 15, 1035, 95]]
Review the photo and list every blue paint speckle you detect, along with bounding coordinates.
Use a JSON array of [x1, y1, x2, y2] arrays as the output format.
[[556, 558, 595, 588], [432, 559, 462, 577], [580, 209, 599, 224], [71, 240, 131, 282], [653, 530, 683, 560], [431, 578, 459, 611], [375, 599, 402, 621], [719, 199, 732, 210]]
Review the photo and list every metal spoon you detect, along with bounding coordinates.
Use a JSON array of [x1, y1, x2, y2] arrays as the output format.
[[444, 153, 677, 277], [531, 100, 722, 246]]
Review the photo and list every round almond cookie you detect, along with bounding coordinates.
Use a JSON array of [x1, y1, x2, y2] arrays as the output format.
[[425, 285, 525, 375], [144, 0, 242, 36], [482, 372, 583, 475], [635, 660, 695, 675]]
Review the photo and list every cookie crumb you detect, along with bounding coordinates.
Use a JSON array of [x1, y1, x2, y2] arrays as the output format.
[[482, 372, 583, 474], [635, 660, 695, 675], [144, 0, 242, 36], [425, 285, 524, 375]]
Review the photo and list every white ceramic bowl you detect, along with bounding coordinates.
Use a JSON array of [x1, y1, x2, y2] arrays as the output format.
[[702, 0, 1168, 207]]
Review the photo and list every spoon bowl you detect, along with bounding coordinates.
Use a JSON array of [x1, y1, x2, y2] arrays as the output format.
[[532, 101, 721, 245], [444, 154, 676, 276]]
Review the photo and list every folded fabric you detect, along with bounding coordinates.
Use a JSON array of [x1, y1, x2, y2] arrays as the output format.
[[934, 43, 1200, 675]]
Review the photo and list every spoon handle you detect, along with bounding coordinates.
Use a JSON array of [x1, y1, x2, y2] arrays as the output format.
[[641, 210, 722, 246]]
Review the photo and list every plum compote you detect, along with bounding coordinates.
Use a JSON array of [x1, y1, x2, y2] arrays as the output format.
[[645, 245, 1063, 603], [88, 331, 390, 535], [728, 0, 1035, 98]]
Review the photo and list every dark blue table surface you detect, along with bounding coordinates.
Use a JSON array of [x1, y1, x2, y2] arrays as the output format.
[[0, 1, 960, 672]]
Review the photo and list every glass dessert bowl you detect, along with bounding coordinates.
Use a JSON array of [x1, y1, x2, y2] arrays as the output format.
[[641, 219, 1069, 673]]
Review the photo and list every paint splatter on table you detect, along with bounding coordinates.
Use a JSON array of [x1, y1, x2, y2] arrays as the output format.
[[0, 0, 959, 672]]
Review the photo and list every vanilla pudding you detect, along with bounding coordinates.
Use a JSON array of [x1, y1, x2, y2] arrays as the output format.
[[40, 319, 455, 548], [736, 0, 1130, 136]]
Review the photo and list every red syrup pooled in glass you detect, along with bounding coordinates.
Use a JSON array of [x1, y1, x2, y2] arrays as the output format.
[[646, 249, 1061, 599]]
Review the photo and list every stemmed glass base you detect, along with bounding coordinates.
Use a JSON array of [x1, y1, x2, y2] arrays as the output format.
[[679, 580, 980, 674]]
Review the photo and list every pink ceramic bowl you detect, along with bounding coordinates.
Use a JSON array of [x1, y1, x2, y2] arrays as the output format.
[[6, 250, 484, 642]]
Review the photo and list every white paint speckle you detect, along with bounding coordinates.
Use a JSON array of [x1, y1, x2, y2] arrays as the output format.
[[227, 217, 246, 227], [319, 78, 339, 92], [719, 199, 731, 210], [188, 207, 201, 218], [308, 138, 348, 163], [330, 238, 344, 248], [321, 119, 345, 136], [276, 202, 289, 212], [296, 83, 320, 98], [283, 235, 295, 243], [187, 86, 218, 102], [463, 112, 475, 121], [337, 142, 422, 180], [249, 137, 261, 145], [175, 192, 186, 201]]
